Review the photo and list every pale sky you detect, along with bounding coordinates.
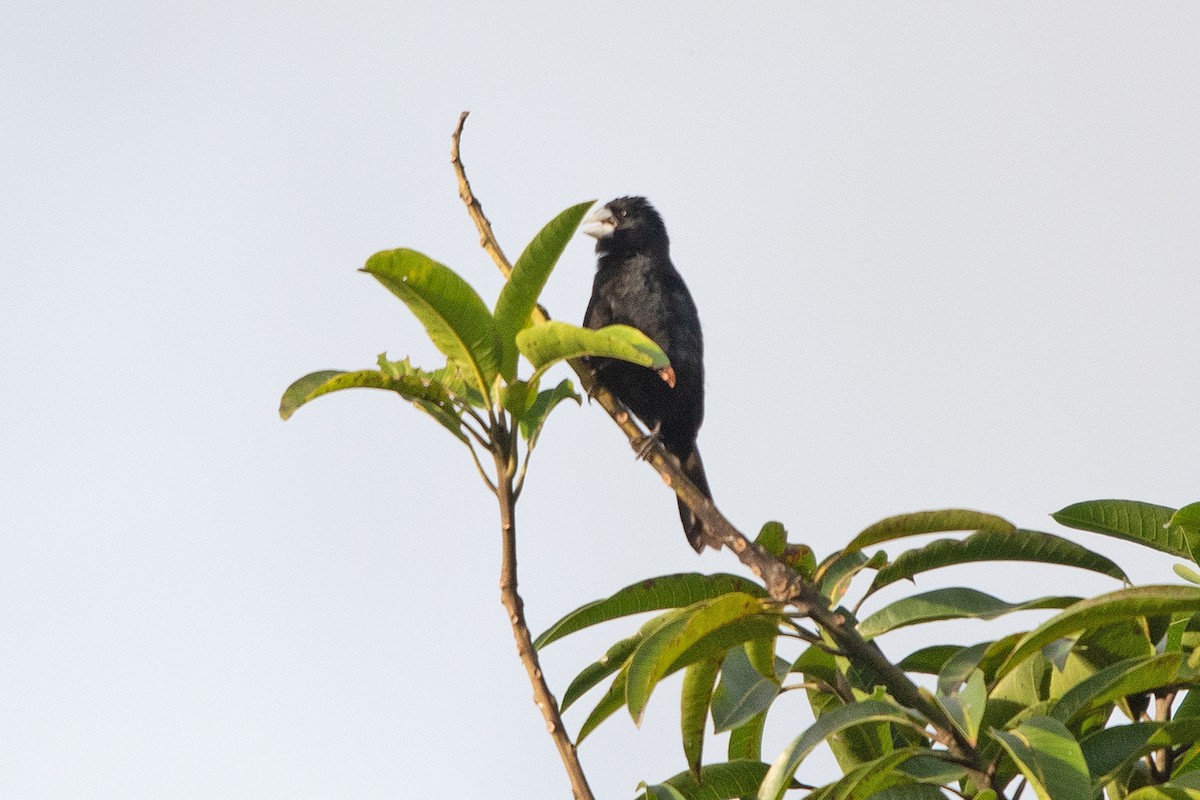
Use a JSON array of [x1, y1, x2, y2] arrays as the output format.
[[3, 4, 1199, 798]]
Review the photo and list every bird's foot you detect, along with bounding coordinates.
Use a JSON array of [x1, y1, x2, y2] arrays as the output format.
[[634, 422, 662, 460]]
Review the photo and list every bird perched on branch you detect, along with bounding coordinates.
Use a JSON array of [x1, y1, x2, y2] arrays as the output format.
[[582, 196, 712, 552]]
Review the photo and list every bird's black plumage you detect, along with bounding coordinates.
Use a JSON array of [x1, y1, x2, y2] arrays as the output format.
[[582, 197, 712, 552]]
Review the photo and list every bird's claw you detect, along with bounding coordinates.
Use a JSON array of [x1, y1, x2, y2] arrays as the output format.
[[634, 422, 662, 460]]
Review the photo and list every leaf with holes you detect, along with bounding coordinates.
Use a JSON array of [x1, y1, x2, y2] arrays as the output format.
[[279, 368, 468, 443]]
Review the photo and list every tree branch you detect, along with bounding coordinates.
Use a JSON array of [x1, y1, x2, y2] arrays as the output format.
[[452, 112, 514, 277], [455, 110, 594, 800], [494, 454, 595, 800], [450, 111, 991, 795]]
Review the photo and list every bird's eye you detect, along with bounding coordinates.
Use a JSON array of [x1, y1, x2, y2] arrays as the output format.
[[617, 208, 629, 219]]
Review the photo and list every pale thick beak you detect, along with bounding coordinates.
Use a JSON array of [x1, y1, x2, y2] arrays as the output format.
[[582, 206, 616, 239]]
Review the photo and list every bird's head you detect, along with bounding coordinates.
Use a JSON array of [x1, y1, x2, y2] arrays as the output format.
[[582, 196, 669, 255]]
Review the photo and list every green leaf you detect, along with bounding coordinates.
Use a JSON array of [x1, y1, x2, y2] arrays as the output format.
[[1164, 614, 1191, 653], [1176, 685, 1200, 720], [1042, 637, 1074, 672], [493, 200, 595, 379], [861, 787, 949, 800], [1173, 503, 1200, 534], [377, 353, 482, 406], [755, 522, 787, 557], [864, 529, 1128, 598], [783, 543, 817, 579], [1053, 499, 1195, 560], [938, 668, 987, 744], [518, 378, 581, 446], [535, 573, 767, 649], [711, 646, 787, 733], [280, 370, 354, 419], [815, 550, 871, 605], [804, 748, 965, 800], [990, 716, 1090, 800], [728, 712, 766, 762], [897, 645, 961, 675], [844, 509, 1015, 552], [1070, 616, 1156, 672], [640, 783, 689, 800], [278, 368, 468, 443], [1051, 653, 1187, 728], [1125, 787, 1200, 800], [976, 633, 1024, 683], [516, 320, 669, 384], [1176, 564, 1200, 585], [681, 657, 722, 778], [647, 760, 779, 800], [573, 609, 696, 742], [981, 650, 1054, 750], [995, 586, 1200, 682], [561, 634, 640, 712], [937, 641, 992, 695], [577, 665, 630, 744], [791, 644, 838, 685], [803, 749, 920, 800], [1081, 721, 1164, 786], [1082, 719, 1200, 785], [757, 700, 925, 800], [744, 636, 777, 681], [857, 588, 1078, 641], [362, 248, 500, 397], [1174, 771, 1200, 789], [498, 378, 535, 417], [627, 594, 776, 724]]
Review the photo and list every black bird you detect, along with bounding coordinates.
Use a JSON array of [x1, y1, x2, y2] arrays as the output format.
[[582, 196, 713, 552]]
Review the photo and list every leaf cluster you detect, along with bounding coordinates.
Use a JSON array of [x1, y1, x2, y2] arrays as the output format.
[[544, 504, 1200, 799], [280, 201, 668, 496]]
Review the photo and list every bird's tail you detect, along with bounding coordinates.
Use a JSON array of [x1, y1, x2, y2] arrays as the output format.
[[677, 447, 714, 553]]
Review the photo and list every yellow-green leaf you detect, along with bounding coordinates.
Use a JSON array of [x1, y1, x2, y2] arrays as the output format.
[[493, 201, 594, 378], [362, 248, 500, 397]]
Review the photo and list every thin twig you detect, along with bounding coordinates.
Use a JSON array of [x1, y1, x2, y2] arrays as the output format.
[[464, 437, 498, 495], [454, 111, 595, 800], [458, 402, 493, 441], [494, 453, 596, 800], [452, 112, 514, 277], [513, 440, 534, 501], [459, 414, 493, 451]]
